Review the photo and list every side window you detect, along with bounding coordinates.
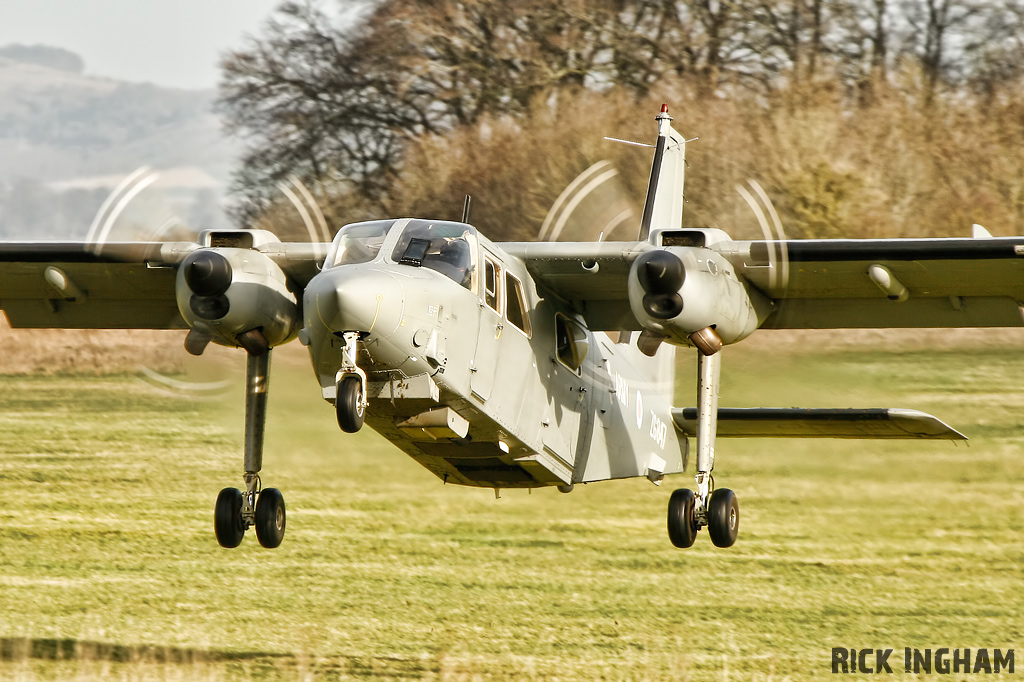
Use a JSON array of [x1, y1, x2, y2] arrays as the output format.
[[505, 271, 531, 336], [555, 313, 589, 372], [483, 256, 501, 314]]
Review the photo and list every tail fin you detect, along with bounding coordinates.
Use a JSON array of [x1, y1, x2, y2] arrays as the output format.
[[638, 105, 688, 241]]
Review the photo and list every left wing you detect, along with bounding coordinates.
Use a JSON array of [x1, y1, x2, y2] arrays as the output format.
[[506, 235, 1024, 334]]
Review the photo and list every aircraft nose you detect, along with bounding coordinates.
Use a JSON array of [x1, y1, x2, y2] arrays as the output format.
[[306, 267, 404, 337]]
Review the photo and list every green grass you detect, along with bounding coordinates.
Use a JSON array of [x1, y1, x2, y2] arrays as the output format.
[[1, 343, 1021, 681]]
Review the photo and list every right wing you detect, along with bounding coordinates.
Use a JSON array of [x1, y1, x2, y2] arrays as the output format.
[[0, 242, 190, 329], [0, 239, 327, 330]]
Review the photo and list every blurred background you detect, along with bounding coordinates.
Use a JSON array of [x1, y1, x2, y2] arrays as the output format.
[[2, 0, 1024, 245]]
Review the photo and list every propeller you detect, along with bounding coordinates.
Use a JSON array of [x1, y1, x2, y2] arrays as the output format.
[[538, 160, 636, 243], [736, 179, 790, 292]]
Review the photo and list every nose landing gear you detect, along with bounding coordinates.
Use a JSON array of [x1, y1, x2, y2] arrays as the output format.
[[335, 331, 367, 434]]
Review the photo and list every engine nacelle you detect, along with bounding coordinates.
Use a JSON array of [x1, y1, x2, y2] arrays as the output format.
[[176, 246, 300, 353], [628, 247, 763, 351]]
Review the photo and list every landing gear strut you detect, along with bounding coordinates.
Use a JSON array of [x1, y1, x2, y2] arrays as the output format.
[[668, 345, 739, 548], [214, 335, 286, 548]]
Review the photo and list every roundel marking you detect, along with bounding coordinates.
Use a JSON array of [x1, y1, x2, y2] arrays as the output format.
[[635, 390, 644, 429]]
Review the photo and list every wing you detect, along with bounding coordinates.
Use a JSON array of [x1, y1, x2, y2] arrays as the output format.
[[0, 242, 190, 329], [501, 240, 649, 330], [506, 235, 1024, 334], [0, 240, 327, 329], [725, 237, 1024, 329]]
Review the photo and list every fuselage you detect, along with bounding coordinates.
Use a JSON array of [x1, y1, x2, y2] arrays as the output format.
[[301, 218, 686, 489]]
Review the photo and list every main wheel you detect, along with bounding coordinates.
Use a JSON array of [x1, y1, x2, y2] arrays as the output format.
[[214, 487, 245, 548], [668, 488, 698, 548], [254, 488, 286, 549], [707, 488, 739, 548], [336, 375, 365, 433]]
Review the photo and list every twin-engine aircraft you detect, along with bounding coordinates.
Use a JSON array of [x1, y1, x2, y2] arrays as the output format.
[[2, 106, 1022, 550]]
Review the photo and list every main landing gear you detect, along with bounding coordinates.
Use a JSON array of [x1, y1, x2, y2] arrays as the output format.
[[214, 336, 287, 549], [667, 346, 740, 548]]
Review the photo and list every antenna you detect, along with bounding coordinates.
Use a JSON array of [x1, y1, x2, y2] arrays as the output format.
[[603, 136, 656, 149], [461, 195, 473, 223]]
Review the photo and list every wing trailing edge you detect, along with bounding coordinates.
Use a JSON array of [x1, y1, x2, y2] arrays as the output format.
[[671, 407, 967, 440]]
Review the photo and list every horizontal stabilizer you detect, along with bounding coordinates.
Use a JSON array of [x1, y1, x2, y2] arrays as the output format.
[[671, 408, 966, 440]]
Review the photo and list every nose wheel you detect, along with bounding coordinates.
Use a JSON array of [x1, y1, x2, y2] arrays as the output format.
[[336, 375, 365, 433], [335, 332, 367, 433]]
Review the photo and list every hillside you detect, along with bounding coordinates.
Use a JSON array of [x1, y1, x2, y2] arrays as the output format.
[[0, 46, 237, 239]]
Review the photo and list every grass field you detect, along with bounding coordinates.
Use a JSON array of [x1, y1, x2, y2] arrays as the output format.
[[0, 338, 1021, 681]]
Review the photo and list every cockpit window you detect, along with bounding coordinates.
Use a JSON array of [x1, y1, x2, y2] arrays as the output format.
[[324, 220, 394, 269], [391, 220, 476, 289]]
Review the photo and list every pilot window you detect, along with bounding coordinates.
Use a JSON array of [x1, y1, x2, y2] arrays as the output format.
[[505, 271, 531, 336], [391, 220, 476, 289], [325, 220, 394, 268], [483, 256, 501, 313]]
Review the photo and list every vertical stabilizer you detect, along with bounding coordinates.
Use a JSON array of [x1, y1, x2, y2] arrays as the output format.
[[638, 105, 687, 241]]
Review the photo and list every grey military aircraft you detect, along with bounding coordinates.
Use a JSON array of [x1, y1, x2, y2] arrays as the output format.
[[2, 105, 1022, 550]]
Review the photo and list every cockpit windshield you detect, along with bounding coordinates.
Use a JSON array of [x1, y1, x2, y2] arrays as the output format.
[[324, 220, 394, 269], [391, 220, 477, 289]]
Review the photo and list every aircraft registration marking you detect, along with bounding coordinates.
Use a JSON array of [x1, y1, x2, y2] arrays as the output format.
[[649, 410, 667, 449], [613, 372, 629, 408]]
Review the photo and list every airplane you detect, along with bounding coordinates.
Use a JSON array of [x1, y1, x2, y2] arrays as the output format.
[[1, 104, 1022, 550]]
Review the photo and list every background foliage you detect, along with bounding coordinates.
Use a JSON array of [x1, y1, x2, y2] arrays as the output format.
[[220, 0, 1024, 240]]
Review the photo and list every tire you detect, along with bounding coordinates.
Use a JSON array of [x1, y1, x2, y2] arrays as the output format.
[[214, 488, 245, 548], [667, 488, 698, 548], [254, 488, 286, 549], [336, 375, 365, 433], [707, 488, 739, 548]]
